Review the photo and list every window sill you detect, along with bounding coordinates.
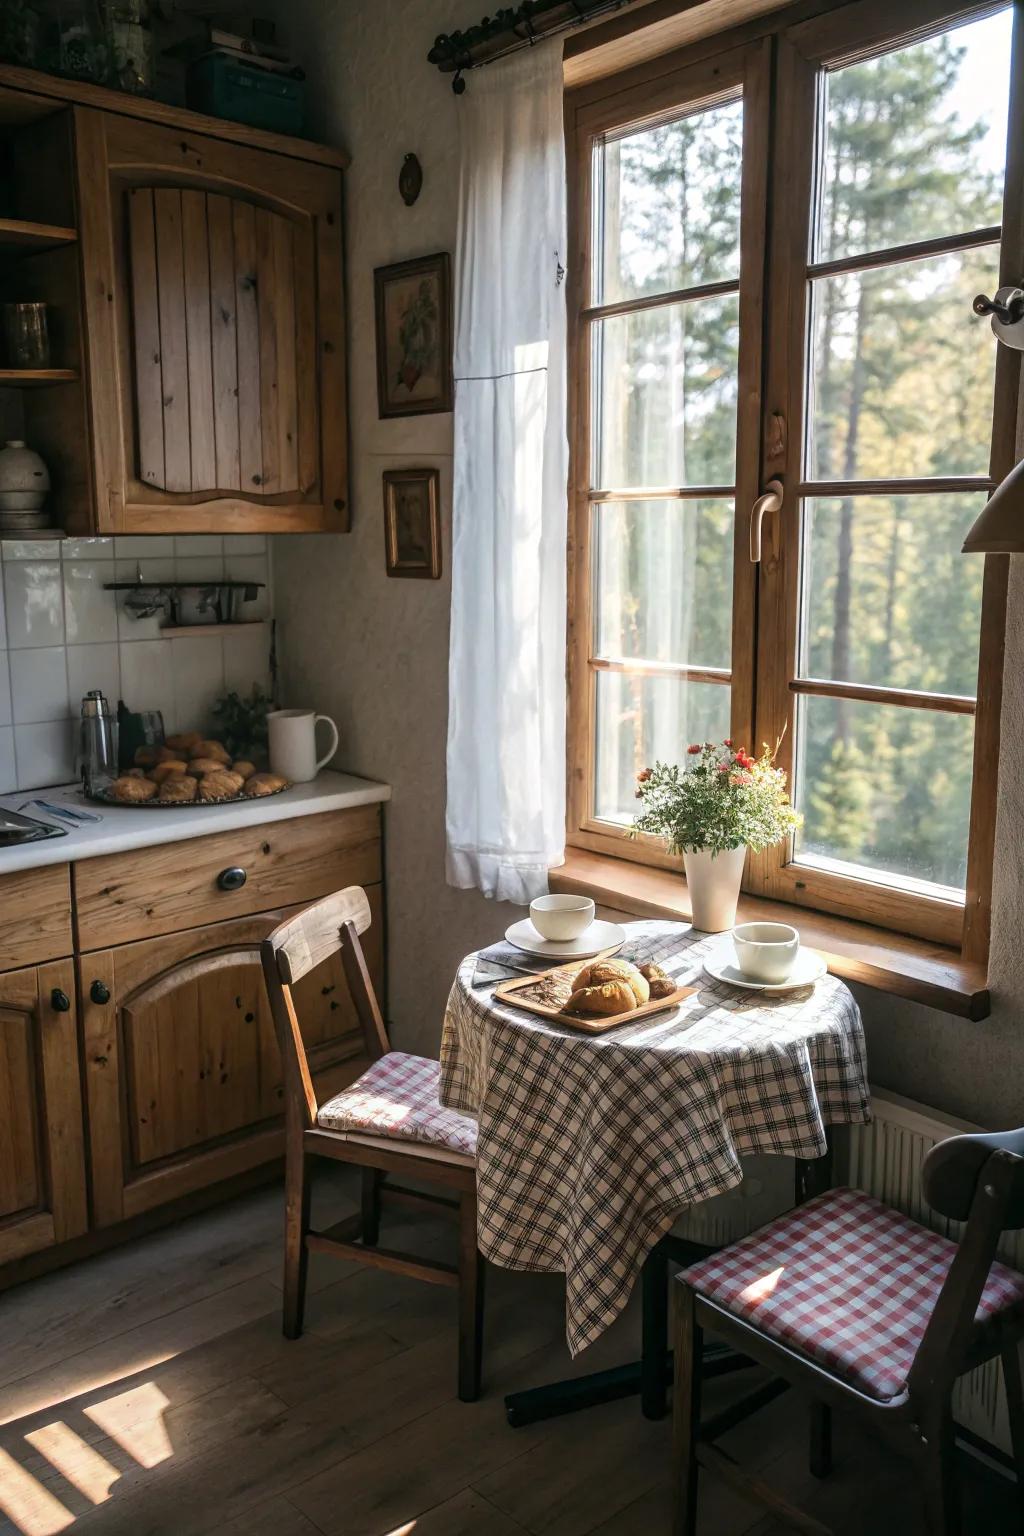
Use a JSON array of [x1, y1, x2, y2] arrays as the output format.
[[549, 849, 990, 1020]]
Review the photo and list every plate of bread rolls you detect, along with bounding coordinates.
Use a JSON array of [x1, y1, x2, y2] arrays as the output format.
[[493, 952, 696, 1034], [91, 732, 290, 808]]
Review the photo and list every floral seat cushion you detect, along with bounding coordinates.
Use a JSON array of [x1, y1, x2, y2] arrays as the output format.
[[317, 1051, 477, 1158], [683, 1186, 1024, 1402]]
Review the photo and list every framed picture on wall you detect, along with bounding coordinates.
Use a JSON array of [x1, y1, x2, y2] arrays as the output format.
[[374, 252, 453, 418], [383, 468, 442, 579]]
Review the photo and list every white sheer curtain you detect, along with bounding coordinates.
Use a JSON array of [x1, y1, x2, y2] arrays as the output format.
[[445, 42, 569, 904]]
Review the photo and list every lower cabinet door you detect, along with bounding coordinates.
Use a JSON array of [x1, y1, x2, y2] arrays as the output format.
[[0, 960, 88, 1266], [81, 895, 382, 1225]]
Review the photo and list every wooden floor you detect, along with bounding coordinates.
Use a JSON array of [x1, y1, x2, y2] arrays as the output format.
[[0, 1169, 1017, 1536]]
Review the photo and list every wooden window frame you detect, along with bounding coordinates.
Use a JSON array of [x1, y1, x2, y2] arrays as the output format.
[[565, 0, 1022, 964]]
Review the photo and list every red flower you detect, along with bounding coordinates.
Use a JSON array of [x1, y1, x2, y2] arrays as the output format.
[[686, 743, 702, 755], [724, 738, 732, 747], [637, 767, 653, 782], [734, 749, 755, 770]]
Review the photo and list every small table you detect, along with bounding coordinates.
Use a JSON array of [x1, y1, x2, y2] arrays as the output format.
[[441, 919, 871, 1422]]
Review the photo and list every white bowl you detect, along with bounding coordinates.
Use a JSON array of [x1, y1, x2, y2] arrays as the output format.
[[731, 921, 800, 983], [529, 893, 596, 943]]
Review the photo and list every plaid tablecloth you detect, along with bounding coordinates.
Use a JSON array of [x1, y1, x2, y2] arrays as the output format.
[[440, 920, 870, 1355]]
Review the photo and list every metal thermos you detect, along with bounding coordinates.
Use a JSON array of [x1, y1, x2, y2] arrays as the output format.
[[79, 691, 117, 794]]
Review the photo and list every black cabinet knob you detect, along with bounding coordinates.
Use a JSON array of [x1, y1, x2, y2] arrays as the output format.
[[50, 988, 71, 1013], [217, 866, 247, 892], [90, 979, 111, 1005]]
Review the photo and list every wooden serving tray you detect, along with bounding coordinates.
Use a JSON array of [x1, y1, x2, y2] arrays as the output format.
[[493, 956, 696, 1035]]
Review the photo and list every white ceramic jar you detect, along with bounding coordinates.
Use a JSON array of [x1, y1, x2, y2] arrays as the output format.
[[0, 439, 51, 528]]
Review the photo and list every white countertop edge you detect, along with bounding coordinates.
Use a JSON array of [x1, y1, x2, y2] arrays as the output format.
[[0, 771, 391, 873]]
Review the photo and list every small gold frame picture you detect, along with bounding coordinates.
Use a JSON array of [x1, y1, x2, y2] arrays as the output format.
[[383, 468, 442, 580]]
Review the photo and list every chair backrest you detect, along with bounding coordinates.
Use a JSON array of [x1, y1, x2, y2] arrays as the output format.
[[261, 886, 389, 1130], [906, 1126, 1024, 1400]]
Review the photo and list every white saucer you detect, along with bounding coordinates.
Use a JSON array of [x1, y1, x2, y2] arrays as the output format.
[[504, 918, 626, 960], [702, 944, 827, 994]]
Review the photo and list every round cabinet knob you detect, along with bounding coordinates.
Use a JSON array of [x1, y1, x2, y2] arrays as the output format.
[[50, 988, 71, 1013], [90, 979, 111, 1005], [217, 866, 247, 893]]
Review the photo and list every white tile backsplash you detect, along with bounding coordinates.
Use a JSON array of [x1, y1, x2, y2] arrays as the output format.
[[10, 647, 69, 723], [15, 719, 75, 790], [4, 561, 65, 648], [0, 536, 276, 792]]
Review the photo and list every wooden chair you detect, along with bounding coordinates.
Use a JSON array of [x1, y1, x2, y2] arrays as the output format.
[[261, 886, 485, 1401], [672, 1127, 1024, 1535]]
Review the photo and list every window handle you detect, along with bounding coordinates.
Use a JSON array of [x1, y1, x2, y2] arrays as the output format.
[[750, 480, 784, 563]]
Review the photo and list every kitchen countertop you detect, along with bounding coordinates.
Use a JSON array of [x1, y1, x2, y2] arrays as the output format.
[[0, 771, 391, 874]]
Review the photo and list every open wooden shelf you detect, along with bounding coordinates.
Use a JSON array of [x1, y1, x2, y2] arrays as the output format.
[[0, 368, 78, 386], [0, 216, 77, 253]]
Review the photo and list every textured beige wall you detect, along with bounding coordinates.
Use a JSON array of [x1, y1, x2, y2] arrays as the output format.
[[271, 0, 1024, 1124]]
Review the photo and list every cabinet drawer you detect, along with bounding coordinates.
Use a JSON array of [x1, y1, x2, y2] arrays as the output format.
[[0, 865, 73, 971], [74, 806, 381, 950]]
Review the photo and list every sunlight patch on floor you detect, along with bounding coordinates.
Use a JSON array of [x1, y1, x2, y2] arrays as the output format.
[[0, 1446, 75, 1535], [83, 1382, 172, 1470], [0, 1353, 177, 1427], [24, 1423, 120, 1504]]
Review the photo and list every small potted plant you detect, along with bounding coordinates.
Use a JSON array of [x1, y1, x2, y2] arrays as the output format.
[[632, 740, 801, 932]]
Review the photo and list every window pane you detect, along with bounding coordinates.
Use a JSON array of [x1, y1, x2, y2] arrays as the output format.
[[815, 10, 1012, 265], [794, 694, 973, 893], [594, 672, 730, 824], [807, 247, 997, 481], [799, 494, 985, 695], [594, 99, 743, 305], [593, 295, 739, 488], [596, 499, 733, 668]]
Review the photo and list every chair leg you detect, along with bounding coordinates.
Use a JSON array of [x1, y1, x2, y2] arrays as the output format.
[[918, 1402, 961, 1536], [457, 1187, 485, 1402], [283, 1146, 311, 1341], [1002, 1343, 1024, 1530], [809, 1401, 832, 1478], [361, 1168, 382, 1246], [672, 1285, 703, 1536]]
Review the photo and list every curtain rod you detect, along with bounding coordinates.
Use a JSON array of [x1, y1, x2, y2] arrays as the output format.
[[428, 0, 637, 91]]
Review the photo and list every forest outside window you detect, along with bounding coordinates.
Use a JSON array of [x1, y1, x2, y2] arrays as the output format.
[[567, 0, 1022, 956]]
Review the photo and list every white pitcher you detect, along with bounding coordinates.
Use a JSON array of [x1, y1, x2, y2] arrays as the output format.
[[268, 708, 339, 783]]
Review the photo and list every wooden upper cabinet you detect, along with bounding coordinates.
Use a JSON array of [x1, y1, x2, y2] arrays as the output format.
[[74, 108, 348, 533]]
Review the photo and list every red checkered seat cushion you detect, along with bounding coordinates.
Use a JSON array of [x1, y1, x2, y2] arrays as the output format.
[[683, 1186, 1024, 1402], [317, 1051, 477, 1159]]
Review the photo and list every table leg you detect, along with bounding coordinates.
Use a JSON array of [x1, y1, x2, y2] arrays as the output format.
[[504, 1139, 836, 1430]]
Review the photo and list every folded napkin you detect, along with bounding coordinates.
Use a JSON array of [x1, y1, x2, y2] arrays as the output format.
[[471, 940, 555, 989]]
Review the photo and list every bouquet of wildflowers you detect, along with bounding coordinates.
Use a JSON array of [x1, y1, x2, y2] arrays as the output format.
[[632, 740, 801, 856]]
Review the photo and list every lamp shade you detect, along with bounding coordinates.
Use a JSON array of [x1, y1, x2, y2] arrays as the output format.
[[962, 457, 1024, 552]]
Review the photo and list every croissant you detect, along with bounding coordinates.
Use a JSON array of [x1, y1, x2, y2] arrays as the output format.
[[149, 759, 190, 784], [190, 740, 231, 765], [565, 980, 641, 1016], [156, 774, 198, 803], [110, 775, 159, 803], [571, 958, 649, 1007]]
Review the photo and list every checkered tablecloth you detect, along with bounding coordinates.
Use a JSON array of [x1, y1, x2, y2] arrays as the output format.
[[440, 920, 870, 1356]]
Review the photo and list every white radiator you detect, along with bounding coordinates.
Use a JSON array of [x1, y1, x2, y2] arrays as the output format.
[[674, 1088, 1021, 1455]]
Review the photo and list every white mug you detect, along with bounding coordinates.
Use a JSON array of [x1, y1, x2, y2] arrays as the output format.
[[267, 708, 339, 783]]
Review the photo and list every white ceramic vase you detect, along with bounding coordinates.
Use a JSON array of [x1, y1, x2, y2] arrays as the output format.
[[683, 845, 748, 933]]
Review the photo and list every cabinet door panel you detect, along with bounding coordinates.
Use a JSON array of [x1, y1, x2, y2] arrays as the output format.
[[83, 891, 382, 1224], [76, 107, 346, 533], [0, 962, 87, 1266]]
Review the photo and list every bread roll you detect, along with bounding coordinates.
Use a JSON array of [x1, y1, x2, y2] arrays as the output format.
[[157, 775, 198, 803], [571, 958, 649, 1007], [565, 980, 640, 1016], [231, 759, 257, 781], [154, 744, 183, 764], [110, 775, 159, 803], [639, 962, 676, 1000], [166, 731, 202, 753], [198, 771, 241, 801], [190, 757, 230, 777], [244, 772, 288, 797], [150, 759, 190, 784], [134, 745, 160, 767], [190, 740, 231, 765]]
